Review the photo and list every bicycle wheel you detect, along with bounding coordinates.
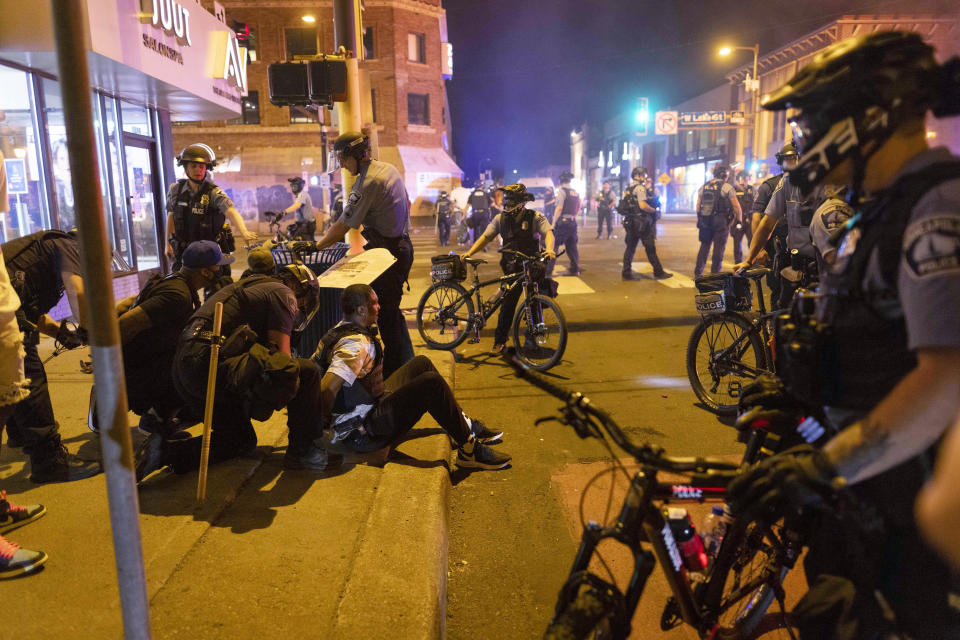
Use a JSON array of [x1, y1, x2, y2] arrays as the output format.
[[706, 519, 796, 639], [686, 312, 767, 416], [512, 294, 567, 371], [416, 281, 474, 349]]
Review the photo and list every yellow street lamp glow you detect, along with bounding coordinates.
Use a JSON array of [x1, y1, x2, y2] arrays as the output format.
[[718, 46, 732, 57], [302, 15, 316, 23]]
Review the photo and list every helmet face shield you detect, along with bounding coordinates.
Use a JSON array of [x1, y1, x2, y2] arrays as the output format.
[[326, 149, 342, 174]]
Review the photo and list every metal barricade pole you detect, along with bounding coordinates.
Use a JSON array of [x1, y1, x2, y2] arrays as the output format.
[[49, 1, 151, 638]]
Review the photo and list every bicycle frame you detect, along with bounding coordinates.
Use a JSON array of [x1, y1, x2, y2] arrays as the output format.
[[461, 259, 541, 335], [562, 465, 731, 638]]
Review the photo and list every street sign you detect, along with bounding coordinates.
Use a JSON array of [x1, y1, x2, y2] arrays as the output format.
[[318, 173, 330, 188], [657, 173, 671, 185], [679, 111, 729, 127], [655, 110, 678, 135], [729, 110, 746, 124]]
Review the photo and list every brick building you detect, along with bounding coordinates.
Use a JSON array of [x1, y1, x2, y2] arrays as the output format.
[[173, 0, 462, 225]]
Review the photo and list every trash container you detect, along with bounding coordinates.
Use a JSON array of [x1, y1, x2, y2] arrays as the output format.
[[270, 241, 351, 357]]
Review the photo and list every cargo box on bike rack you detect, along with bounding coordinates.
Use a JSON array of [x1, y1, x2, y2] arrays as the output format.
[[694, 273, 752, 315], [430, 254, 467, 282]]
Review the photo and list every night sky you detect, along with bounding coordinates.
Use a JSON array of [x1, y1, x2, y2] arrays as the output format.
[[444, 0, 957, 182]]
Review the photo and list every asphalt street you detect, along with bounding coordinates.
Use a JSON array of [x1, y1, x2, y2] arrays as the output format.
[[408, 216, 787, 639]]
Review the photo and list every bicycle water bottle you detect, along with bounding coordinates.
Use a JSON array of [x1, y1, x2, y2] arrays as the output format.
[[701, 505, 728, 557], [486, 284, 507, 309], [667, 508, 707, 573]]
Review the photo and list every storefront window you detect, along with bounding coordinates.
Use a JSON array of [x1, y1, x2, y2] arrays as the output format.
[[124, 144, 160, 270], [120, 100, 152, 137], [95, 95, 134, 268], [41, 77, 79, 232], [0, 64, 50, 240]]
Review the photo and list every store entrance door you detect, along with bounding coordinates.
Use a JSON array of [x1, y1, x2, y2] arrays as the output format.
[[122, 138, 162, 271]]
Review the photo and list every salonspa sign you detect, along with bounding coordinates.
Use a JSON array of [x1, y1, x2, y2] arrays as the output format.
[[138, 0, 246, 93]]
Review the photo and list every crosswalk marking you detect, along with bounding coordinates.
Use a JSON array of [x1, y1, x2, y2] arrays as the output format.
[[630, 262, 695, 288], [553, 276, 594, 295]]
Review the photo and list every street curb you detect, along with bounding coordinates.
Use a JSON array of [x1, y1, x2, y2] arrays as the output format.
[[332, 334, 456, 640]]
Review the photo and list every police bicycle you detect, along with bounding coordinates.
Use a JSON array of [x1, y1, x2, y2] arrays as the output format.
[[416, 249, 567, 371], [502, 350, 803, 639]]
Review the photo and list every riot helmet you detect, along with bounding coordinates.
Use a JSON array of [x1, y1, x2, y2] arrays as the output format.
[[177, 143, 217, 169], [735, 170, 749, 182], [762, 30, 960, 196], [328, 131, 370, 173], [288, 177, 305, 193], [497, 183, 535, 212], [631, 166, 648, 181], [713, 164, 730, 180], [278, 264, 320, 332], [775, 141, 799, 167], [559, 172, 574, 185]]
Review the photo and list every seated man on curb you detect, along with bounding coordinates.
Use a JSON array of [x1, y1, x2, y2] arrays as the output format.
[[314, 284, 511, 470]]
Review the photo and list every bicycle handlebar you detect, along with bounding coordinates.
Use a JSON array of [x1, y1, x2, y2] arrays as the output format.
[[499, 248, 566, 261], [502, 348, 740, 474]]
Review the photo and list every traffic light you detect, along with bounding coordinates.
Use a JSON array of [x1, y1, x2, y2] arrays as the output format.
[[635, 97, 649, 137], [267, 58, 347, 107]]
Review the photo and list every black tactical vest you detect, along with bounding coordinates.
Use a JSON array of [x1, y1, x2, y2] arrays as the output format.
[[559, 187, 581, 219], [1, 229, 74, 323], [817, 162, 960, 410], [172, 179, 224, 252], [437, 198, 451, 217], [315, 322, 384, 413], [500, 209, 540, 272]]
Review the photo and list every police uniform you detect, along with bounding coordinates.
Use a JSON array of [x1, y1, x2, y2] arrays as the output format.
[[764, 176, 824, 306], [340, 159, 415, 377], [166, 178, 236, 276], [809, 196, 853, 272], [596, 189, 614, 239], [482, 208, 552, 347], [731, 183, 754, 263], [695, 179, 737, 277], [167, 276, 322, 472], [621, 179, 667, 278], [0, 231, 92, 478], [553, 185, 581, 274], [466, 188, 490, 246], [788, 147, 960, 637], [122, 272, 200, 423], [290, 189, 315, 240], [435, 196, 452, 246], [543, 190, 557, 225], [752, 174, 787, 306]]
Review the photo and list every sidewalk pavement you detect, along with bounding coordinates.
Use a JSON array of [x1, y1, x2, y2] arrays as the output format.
[[2, 323, 457, 639]]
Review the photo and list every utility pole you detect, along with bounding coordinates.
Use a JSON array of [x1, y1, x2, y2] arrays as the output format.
[[49, 1, 150, 638], [333, 0, 366, 253]]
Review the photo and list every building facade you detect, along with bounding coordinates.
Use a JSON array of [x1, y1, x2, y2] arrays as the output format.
[[0, 0, 245, 298], [174, 0, 462, 223], [572, 14, 959, 213]]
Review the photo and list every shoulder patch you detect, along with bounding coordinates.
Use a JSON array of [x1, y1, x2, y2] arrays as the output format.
[[348, 191, 362, 207], [903, 216, 960, 278]]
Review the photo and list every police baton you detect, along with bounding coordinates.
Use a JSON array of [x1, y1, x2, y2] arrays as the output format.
[[197, 301, 224, 503]]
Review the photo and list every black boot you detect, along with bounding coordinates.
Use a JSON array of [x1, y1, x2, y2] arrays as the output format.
[[29, 439, 101, 484]]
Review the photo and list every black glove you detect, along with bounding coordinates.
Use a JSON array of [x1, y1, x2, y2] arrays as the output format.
[[735, 374, 805, 434], [727, 444, 840, 522], [56, 320, 84, 350]]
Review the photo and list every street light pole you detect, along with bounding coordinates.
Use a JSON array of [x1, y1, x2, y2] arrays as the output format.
[[719, 44, 761, 168]]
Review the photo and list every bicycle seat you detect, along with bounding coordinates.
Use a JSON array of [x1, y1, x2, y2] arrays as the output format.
[[464, 257, 487, 266], [740, 266, 770, 280]]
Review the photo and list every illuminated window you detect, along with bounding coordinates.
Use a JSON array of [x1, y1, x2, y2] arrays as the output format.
[[408, 32, 426, 63]]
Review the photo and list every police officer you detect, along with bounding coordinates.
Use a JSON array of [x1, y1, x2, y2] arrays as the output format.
[[542, 186, 557, 225], [136, 263, 336, 478], [695, 164, 742, 278], [165, 143, 256, 279], [435, 190, 452, 246], [116, 240, 228, 437], [621, 167, 671, 280], [735, 141, 824, 307], [749, 152, 792, 307], [462, 184, 556, 354], [730, 170, 754, 264], [553, 172, 581, 275], [282, 177, 315, 240], [315, 131, 415, 378], [808, 185, 853, 272], [596, 181, 614, 239], [1, 230, 100, 483], [728, 31, 960, 638], [466, 184, 490, 246]]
